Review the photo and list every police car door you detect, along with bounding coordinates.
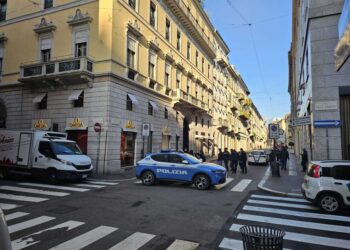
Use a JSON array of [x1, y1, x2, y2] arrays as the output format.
[[168, 154, 193, 182], [151, 154, 171, 180]]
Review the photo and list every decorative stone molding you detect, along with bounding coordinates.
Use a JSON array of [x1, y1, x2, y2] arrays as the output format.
[[67, 9, 93, 26], [127, 20, 143, 38], [148, 37, 161, 52], [164, 50, 175, 63], [0, 33, 8, 43], [33, 18, 56, 34], [176, 59, 184, 70]]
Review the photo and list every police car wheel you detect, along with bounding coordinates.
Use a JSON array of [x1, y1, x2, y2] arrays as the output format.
[[194, 174, 210, 190], [141, 171, 155, 186]]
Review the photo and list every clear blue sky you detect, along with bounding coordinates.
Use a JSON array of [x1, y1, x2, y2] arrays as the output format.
[[204, 0, 292, 120]]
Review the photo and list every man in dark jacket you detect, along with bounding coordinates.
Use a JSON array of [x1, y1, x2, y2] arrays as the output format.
[[230, 149, 239, 173], [280, 146, 289, 171], [239, 148, 247, 173], [217, 149, 223, 166], [223, 148, 230, 171], [301, 148, 308, 172]]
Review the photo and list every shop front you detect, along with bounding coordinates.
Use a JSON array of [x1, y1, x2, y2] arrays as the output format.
[[66, 118, 88, 154], [32, 119, 52, 131], [162, 126, 171, 150], [121, 120, 137, 168]]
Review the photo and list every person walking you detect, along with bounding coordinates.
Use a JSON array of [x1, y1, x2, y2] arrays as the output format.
[[217, 149, 223, 166], [239, 148, 247, 174], [199, 150, 206, 162], [280, 146, 289, 171], [230, 149, 239, 173], [269, 149, 280, 177], [223, 148, 230, 171], [301, 148, 308, 172]]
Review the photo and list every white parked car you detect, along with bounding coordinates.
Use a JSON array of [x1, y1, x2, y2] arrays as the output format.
[[247, 150, 268, 166], [302, 160, 350, 213]]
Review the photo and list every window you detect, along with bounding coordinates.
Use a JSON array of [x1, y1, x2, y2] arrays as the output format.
[[195, 116, 198, 125], [208, 64, 210, 78], [207, 120, 210, 128], [38, 94, 47, 110], [75, 42, 86, 57], [149, 51, 156, 79], [202, 58, 204, 73], [187, 78, 191, 94], [44, 0, 53, 9], [74, 30, 88, 57], [165, 63, 171, 87], [151, 154, 168, 162], [126, 94, 133, 111], [164, 107, 168, 119], [176, 111, 179, 122], [148, 102, 153, 115], [39, 141, 52, 156], [0, 47, 3, 76], [333, 166, 350, 180], [165, 18, 170, 41], [127, 37, 136, 69], [128, 0, 136, 9], [176, 30, 181, 51], [74, 91, 84, 108], [0, 0, 6, 21], [196, 50, 198, 67], [41, 49, 51, 63], [187, 41, 191, 60], [201, 118, 204, 127], [168, 154, 184, 164], [150, 1, 156, 28], [176, 70, 181, 89]]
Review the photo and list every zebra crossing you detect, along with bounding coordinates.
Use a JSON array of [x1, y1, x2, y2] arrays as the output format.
[[217, 192, 350, 250], [0, 179, 119, 211], [4, 211, 200, 250]]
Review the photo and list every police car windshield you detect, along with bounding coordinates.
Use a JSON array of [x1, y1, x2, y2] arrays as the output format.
[[184, 154, 201, 164], [51, 142, 83, 155]]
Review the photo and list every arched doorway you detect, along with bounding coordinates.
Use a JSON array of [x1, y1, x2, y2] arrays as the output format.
[[183, 118, 189, 151], [0, 99, 6, 128]]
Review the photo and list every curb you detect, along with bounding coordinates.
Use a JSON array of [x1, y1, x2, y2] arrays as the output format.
[[257, 167, 303, 197]]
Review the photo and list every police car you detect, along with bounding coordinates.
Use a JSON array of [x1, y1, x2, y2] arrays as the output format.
[[136, 150, 227, 190]]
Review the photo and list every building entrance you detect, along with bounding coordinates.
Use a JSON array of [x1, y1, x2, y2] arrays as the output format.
[[183, 118, 189, 151], [340, 94, 350, 159]]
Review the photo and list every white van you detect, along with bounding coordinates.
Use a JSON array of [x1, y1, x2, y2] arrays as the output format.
[[0, 130, 93, 182]]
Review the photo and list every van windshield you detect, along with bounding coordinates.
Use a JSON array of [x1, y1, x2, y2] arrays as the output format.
[[51, 142, 83, 155]]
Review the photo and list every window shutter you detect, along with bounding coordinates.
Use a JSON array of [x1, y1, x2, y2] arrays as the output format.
[[149, 52, 156, 64], [127, 38, 136, 52], [165, 63, 171, 74], [40, 38, 52, 50], [75, 30, 88, 44]]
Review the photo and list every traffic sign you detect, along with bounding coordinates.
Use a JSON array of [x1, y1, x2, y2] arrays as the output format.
[[292, 116, 311, 126], [314, 120, 341, 128], [94, 122, 102, 132], [268, 124, 280, 139]]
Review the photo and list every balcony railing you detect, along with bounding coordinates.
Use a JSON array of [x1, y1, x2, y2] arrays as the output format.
[[239, 109, 250, 120], [19, 56, 93, 81], [172, 89, 208, 112], [164, 0, 216, 57], [218, 118, 228, 128]]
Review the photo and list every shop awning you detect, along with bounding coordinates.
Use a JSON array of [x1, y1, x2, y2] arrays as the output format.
[[33, 93, 47, 103], [149, 101, 158, 111], [127, 93, 138, 105], [68, 90, 83, 101]]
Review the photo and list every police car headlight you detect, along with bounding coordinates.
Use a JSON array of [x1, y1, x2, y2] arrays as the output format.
[[212, 170, 225, 174]]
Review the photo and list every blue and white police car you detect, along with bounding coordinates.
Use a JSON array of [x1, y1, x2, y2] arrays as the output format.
[[136, 150, 227, 190]]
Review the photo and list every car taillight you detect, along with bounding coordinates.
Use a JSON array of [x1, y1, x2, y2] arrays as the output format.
[[310, 164, 321, 178]]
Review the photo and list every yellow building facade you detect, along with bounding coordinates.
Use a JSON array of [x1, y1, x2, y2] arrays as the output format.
[[0, 0, 265, 173]]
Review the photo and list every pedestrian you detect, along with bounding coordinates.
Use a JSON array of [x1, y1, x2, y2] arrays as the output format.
[[239, 148, 247, 174], [230, 149, 239, 173], [217, 149, 223, 166], [280, 146, 289, 171], [223, 148, 230, 171], [269, 149, 280, 177], [189, 150, 194, 156], [301, 148, 308, 172], [199, 150, 206, 162]]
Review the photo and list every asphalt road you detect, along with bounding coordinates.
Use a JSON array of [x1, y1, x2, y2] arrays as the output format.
[[0, 164, 267, 250]]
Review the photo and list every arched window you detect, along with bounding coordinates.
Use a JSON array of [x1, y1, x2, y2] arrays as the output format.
[[0, 99, 6, 128]]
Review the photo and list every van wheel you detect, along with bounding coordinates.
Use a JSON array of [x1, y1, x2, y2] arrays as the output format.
[[319, 193, 342, 213], [141, 171, 155, 186], [47, 169, 58, 184], [194, 174, 210, 190]]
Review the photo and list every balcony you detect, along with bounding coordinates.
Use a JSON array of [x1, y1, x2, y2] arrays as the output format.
[[172, 89, 208, 113], [164, 0, 216, 58], [218, 118, 228, 129], [217, 56, 229, 68], [231, 98, 241, 111], [19, 56, 94, 86], [239, 109, 250, 120]]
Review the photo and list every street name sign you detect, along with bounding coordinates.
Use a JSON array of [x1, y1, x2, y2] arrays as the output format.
[[314, 120, 341, 128], [293, 116, 311, 126]]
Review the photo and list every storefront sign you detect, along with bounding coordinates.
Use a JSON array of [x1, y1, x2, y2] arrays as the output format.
[[32, 119, 51, 130], [162, 126, 171, 136], [123, 120, 137, 132], [66, 118, 88, 130]]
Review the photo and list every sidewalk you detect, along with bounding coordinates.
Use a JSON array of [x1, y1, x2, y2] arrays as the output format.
[[258, 153, 305, 197]]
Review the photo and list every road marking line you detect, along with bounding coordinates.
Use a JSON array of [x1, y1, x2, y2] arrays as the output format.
[[250, 194, 310, 203], [12, 220, 85, 250], [5, 212, 29, 221], [243, 205, 350, 222], [166, 239, 200, 250], [215, 177, 234, 190], [50, 225, 118, 250], [85, 181, 119, 186], [108, 232, 155, 250], [0, 203, 22, 210], [134, 180, 142, 184], [0, 185, 69, 197], [230, 224, 350, 249], [20, 183, 89, 192], [74, 184, 105, 189], [8, 216, 55, 234], [0, 193, 48, 203], [237, 213, 350, 234], [219, 238, 291, 250], [247, 199, 318, 210], [289, 170, 297, 176], [231, 179, 252, 192]]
